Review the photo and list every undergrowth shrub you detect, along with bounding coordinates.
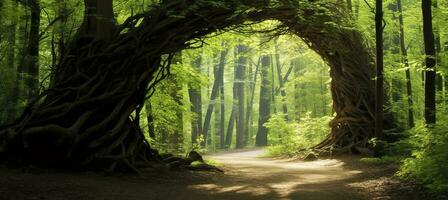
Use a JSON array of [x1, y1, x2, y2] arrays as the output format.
[[398, 118, 448, 193], [265, 113, 331, 157]]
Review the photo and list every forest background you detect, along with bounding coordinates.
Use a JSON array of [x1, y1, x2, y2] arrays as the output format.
[[0, 0, 447, 193]]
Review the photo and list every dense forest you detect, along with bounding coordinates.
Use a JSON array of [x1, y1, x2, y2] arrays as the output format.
[[0, 0, 447, 198]]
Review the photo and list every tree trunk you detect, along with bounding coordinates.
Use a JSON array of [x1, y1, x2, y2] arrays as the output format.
[[219, 45, 226, 149], [188, 57, 202, 144], [375, 0, 384, 140], [202, 49, 227, 147], [256, 56, 271, 146], [274, 42, 288, 119], [422, 0, 436, 124], [434, 0, 443, 94], [21, 0, 41, 101], [80, 0, 116, 41], [397, 0, 415, 128], [145, 102, 155, 139], [235, 45, 247, 148], [245, 57, 260, 146], [270, 55, 277, 114], [293, 59, 301, 121], [4, 2, 18, 124]]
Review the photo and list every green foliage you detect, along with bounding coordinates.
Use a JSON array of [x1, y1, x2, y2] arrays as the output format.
[[265, 113, 331, 157], [398, 118, 448, 192]]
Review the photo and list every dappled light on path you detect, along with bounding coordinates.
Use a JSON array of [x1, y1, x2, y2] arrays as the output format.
[[188, 149, 364, 200], [0, 148, 370, 200]]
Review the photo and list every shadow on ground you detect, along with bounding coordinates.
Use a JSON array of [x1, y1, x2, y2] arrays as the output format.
[[0, 148, 440, 200]]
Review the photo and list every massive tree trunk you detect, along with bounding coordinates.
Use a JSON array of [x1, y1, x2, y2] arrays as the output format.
[[0, 0, 379, 170], [422, 0, 436, 124], [256, 56, 272, 146]]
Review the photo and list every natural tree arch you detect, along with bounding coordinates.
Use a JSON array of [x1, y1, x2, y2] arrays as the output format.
[[0, 0, 376, 171]]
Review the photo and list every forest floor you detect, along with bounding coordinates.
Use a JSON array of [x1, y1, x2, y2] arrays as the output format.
[[0, 148, 443, 200]]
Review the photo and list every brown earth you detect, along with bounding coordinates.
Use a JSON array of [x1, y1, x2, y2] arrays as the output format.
[[0, 148, 443, 200]]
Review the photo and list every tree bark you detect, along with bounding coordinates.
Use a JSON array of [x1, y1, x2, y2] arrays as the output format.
[[145, 102, 155, 139], [235, 45, 247, 148], [397, 0, 415, 128], [202, 49, 227, 147], [80, 0, 116, 41], [274, 42, 288, 119], [4, 2, 18, 124], [188, 57, 202, 144], [375, 0, 384, 140], [245, 57, 260, 146], [21, 0, 41, 101], [219, 45, 226, 149], [256, 56, 271, 146], [422, 0, 436, 124]]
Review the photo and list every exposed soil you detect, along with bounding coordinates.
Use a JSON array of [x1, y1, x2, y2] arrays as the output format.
[[0, 148, 444, 200]]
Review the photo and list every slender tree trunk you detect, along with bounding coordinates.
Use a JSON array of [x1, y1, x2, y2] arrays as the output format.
[[219, 46, 226, 149], [397, 0, 415, 128], [270, 55, 276, 114], [225, 109, 235, 148], [422, 0, 436, 124], [375, 0, 384, 140], [347, 0, 353, 12], [245, 57, 260, 146], [256, 56, 271, 146], [235, 45, 247, 148], [4, 2, 18, 124], [293, 59, 301, 121], [22, 0, 41, 100], [320, 65, 327, 116], [202, 49, 227, 147], [274, 43, 288, 119], [354, 0, 360, 19], [433, 0, 443, 95], [145, 102, 155, 139], [388, 2, 404, 104], [188, 57, 202, 144]]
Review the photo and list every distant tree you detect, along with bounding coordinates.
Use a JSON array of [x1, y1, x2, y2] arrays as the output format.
[[202, 49, 227, 147], [188, 57, 203, 144], [397, 0, 415, 128], [256, 55, 272, 146], [235, 45, 247, 148]]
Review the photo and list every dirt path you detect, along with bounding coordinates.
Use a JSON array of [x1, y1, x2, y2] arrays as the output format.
[[0, 148, 437, 200], [200, 148, 365, 200]]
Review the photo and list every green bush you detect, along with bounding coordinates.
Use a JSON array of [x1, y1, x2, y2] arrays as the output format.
[[398, 118, 448, 193], [265, 113, 331, 157]]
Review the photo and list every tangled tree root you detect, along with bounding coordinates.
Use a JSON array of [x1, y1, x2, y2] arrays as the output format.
[[0, 0, 384, 171]]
